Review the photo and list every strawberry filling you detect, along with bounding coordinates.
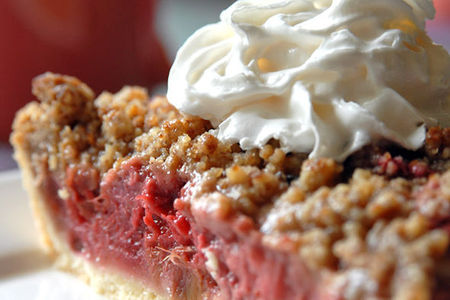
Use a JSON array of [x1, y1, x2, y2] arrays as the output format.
[[40, 156, 449, 300], [39, 156, 327, 299]]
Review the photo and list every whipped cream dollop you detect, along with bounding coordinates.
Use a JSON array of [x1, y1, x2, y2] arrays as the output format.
[[167, 0, 450, 161]]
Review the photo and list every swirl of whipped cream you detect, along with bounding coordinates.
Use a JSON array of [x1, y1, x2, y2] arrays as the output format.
[[167, 0, 450, 161]]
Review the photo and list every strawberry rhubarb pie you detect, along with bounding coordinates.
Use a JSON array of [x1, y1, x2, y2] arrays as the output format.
[[11, 0, 450, 299]]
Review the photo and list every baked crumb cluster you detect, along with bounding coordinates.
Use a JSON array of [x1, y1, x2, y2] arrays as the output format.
[[12, 73, 450, 299]]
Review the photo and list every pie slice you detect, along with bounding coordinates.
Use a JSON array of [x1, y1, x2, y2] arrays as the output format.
[[11, 73, 450, 299]]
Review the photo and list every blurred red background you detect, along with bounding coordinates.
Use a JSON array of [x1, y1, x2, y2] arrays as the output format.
[[435, 0, 450, 18], [0, 0, 169, 141]]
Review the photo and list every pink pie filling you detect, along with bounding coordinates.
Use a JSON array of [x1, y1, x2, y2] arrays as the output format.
[[40, 157, 330, 300]]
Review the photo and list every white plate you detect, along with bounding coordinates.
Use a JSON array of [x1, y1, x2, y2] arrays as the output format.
[[0, 170, 106, 300]]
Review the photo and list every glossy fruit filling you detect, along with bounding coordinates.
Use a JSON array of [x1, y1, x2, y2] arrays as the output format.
[[41, 156, 337, 299]]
